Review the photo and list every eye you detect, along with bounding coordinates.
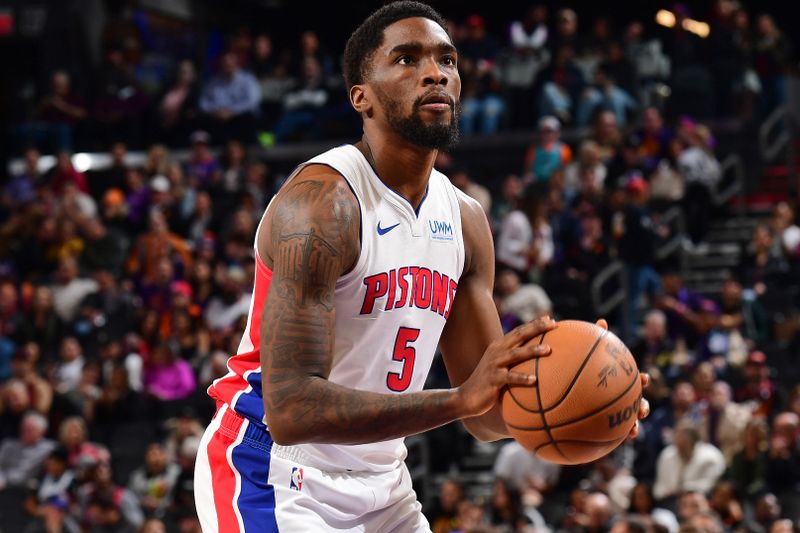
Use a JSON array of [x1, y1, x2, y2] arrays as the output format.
[[441, 55, 456, 66], [397, 55, 414, 65]]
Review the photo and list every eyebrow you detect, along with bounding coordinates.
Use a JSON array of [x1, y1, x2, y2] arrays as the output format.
[[388, 41, 457, 56]]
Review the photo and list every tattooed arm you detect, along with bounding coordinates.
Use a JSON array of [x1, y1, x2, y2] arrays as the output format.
[[259, 166, 552, 445]]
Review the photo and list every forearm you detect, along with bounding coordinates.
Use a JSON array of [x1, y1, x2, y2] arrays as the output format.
[[462, 405, 510, 441], [266, 377, 466, 445]]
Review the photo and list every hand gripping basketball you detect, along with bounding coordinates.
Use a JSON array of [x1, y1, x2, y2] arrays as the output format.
[[455, 316, 557, 419], [595, 319, 651, 441]]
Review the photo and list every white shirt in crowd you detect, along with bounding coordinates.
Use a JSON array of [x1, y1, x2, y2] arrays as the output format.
[[653, 441, 726, 500]]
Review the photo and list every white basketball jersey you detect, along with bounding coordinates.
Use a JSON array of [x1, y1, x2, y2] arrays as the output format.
[[210, 144, 467, 473]]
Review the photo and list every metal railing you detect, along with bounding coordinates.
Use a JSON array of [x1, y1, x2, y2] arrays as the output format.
[[713, 153, 746, 220], [758, 104, 790, 162]]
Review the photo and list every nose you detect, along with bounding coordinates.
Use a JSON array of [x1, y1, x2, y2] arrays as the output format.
[[421, 56, 447, 87]]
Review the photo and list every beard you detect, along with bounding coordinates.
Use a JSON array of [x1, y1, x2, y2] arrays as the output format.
[[379, 91, 460, 150]]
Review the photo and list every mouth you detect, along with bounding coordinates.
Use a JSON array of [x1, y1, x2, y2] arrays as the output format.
[[418, 92, 453, 112]]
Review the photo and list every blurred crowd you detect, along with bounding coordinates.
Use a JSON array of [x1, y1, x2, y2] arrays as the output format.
[[8, 1, 795, 154], [1, 1, 800, 533]]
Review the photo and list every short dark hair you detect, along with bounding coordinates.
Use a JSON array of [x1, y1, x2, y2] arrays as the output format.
[[343, 1, 448, 90]]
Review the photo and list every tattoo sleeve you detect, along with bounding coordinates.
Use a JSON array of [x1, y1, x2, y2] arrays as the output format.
[[261, 174, 463, 445]]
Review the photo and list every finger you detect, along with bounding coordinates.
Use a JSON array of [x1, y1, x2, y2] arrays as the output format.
[[595, 318, 608, 330], [506, 316, 557, 347], [507, 371, 537, 387], [638, 398, 650, 420], [640, 373, 651, 389], [628, 419, 640, 440], [505, 343, 552, 367]]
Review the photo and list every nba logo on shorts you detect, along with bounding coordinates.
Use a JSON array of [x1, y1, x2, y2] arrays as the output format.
[[289, 467, 303, 491]]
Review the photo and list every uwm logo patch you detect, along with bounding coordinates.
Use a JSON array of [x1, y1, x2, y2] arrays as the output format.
[[428, 220, 454, 242]]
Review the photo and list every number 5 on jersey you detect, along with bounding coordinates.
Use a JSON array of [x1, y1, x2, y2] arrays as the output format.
[[387, 327, 420, 392]]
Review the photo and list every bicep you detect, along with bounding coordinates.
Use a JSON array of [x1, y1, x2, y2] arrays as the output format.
[[260, 175, 360, 413], [439, 197, 502, 385]]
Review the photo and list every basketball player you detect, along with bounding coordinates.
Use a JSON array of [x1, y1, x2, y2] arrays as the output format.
[[195, 2, 649, 531]]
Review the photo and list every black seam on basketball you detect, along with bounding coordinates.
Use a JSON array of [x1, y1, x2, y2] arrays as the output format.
[[533, 437, 625, 452], [504, 370, 641, 431], [506, 328, 608, 415], [544, 328, 608, 412], [535, 355, 567, 461]]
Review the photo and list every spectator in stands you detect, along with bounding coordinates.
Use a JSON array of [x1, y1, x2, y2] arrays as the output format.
[[576, 492, 614, 533], [126, 211, 192, 286], [615, 176, 664, 339], [564, 140, 607, 202], [143, 145, 171, 180], [699, 381, 752, 464], [272, 56, 330, 142], [458, 15, 505, 136], [203, 265, 251, 331], [538, 44, 585, 125], [630, 309, 675, 374], [510, 5, 548, 54], [93, 365, 150, 446], [633, 107, 673, 174], [0, 281, 22, 340], [50, 255, 98, 323], [717, 277, 769, 348], [88, 142, 128, 201], [58, 416, 109, 470], [449, 166, 491, 216], [576, 62, 637, 128], [2, 147, 41, 211], [728, 418, 769, 499], [626, 482, 679, 533], [495, 268, 552, 330], [735, 351, 777, 417], [128, 442, 180, 520], [74, 460, 144, 532], [9, 344, 53, 414], [19, 70, 87, 152], [770, 202, 800, 261], [49, 151, 89, 196], [765, 412, 800, 499], [430, 478, 465, 533], [549, 9, 580, 55], [199, 51, 261, 143], [496, 196, 552, 281], [143, 343, 196, 402], [252, 35, 296, 132], [0, 412, 56, 490], [24, 446, 76, 533], [494, 428, 561, 496], [523, 116, 572, 193], [79, 218, 126, 275], [0, 379, 37, 438], [653, 420, 726, 501], [156, 61, 200, 146], [92, 44, 148, 147], [592, 110, 622, 165], [657, 271, 717, 349], [119, 168, 148, 234], [738, 224, 790, 297], [53, 337, 85, 396], [140, 518, 167, 533], [754, 15, 792, 118], [487, 478, 533, 531], [677, 123, 721, 244], [183, 131, 219, 189]]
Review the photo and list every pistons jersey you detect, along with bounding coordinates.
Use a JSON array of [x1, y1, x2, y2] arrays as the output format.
[[208, 144, 467, 473]]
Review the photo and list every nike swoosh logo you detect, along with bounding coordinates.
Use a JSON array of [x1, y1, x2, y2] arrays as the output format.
[[376, 221, 401, 235]]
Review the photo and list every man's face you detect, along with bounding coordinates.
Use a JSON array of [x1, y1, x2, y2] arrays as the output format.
[[363, 17, 461, 150]]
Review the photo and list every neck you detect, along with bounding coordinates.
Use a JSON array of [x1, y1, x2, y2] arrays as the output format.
[[358, 128, 437, 210]]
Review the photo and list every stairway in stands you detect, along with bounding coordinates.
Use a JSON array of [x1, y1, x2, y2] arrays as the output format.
[[682, 214, 764, 298]]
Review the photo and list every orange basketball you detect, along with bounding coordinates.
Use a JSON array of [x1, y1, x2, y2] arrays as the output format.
[[502, 320, 642, 465]]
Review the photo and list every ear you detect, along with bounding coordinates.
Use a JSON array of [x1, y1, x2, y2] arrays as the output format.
[[350, 84, 373, 118]]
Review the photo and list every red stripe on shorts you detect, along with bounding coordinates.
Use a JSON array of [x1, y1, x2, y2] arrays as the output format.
[[206, 407, 246, 532]]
